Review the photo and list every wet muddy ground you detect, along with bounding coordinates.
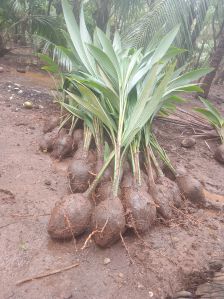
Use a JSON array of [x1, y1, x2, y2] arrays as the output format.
[[0, 59, 224, 299]]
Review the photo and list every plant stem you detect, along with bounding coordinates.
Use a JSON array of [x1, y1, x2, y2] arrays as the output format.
[[85, 151, 115, 198]]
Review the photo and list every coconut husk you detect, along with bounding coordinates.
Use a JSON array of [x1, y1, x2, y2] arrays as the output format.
[[43, 116, 60, 133], [176, 174, 205, 206], [214, 144, 224, 164], [91, 195, 126, 248], [51, 134, 74, 160], [48, 193, 92, 240], [68, 147, 96, 193], [39, 127, 66, 152]]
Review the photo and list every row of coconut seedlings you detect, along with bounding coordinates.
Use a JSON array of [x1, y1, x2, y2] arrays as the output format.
[[40, 0, 211, 248]]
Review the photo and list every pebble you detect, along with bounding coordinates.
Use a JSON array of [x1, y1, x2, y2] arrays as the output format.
[[103, 258, 111, 265], [118, 272, 124, 278], [137, 283, 144, 289], [18, 90, 23, 94], [0, 66, 4, 73], [23, 101, 33, 109], [148, 291, 153, 297], [17, 67, 26, 73], [181, 137, 196, 148], [44, 180, 51, 186]]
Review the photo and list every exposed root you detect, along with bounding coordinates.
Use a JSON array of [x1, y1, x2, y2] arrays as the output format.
[[82, 219, 109, 250], [120, 232, 134, 264], [81, 230, 99, 250], [63, 211, 77, 248], [126, 210, 151, 249], [16, 263, 79, 285]]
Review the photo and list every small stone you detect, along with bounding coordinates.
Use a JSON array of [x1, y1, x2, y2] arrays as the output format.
[[8, 85, 12, 88], [181, 137, 196, 148], [23, 101, 33, 109], [44, 180, 51, 186], [103, 258, 111, 265], [18, 90, 23, 94], [17, 67, 26, 73], [14, 87, 20, 90], [118, 272, 124, 278], [173, 290, 193, 298], [148, 291, 153, 298], [137, 283, 144, 289], [0, 67, 4, 73], [173, 237, 179, 242]]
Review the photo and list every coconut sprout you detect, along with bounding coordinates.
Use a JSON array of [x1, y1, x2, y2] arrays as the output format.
[[194, 97, 224, 164], [46, 0, 212, 247]]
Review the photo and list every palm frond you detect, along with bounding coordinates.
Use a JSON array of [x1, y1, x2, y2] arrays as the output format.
[[123, 0, 212, 58]]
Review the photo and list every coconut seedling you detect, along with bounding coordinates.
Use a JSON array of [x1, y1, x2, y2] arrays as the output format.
[[47, 0, 212, 246], [122, 135, 157, 233], [48, 151, 114, 240], [195, 97, 224, 164], [144, 132, 183, 218], [39, 127, 66, 152], [68, 123, 96, 193], [51, 116, 77, 160]]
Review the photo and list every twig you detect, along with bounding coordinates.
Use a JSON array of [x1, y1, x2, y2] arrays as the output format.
[[16, 263, 79, 285], [204, 140, 212, 152], [120, 233, 134, 264], [10, 213, 50, 218], [0, 222, 16, 229]]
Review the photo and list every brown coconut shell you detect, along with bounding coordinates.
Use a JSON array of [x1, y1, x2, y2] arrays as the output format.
[[214, 144, 224, 164], [91, 195, 126, 248], [43, 116, 60, 133], [122, 186, 156, 233], [151, 177, 182, 219], [39, 127, 66, 152], [176, 174, 205, 206], [68, 148, 96, 193], [51, 134, 74, 160], [121, 171, 148, 192], [72, 129, 84, 150], [48, 193, 92, 240], [97, 181, 122, 204]]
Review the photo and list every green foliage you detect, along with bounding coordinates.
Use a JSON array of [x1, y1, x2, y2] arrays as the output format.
[[195, 97, 224, 143], [48, 0, 211, 195]]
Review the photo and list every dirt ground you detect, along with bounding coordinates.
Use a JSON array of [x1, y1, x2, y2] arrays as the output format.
[[1, 58, 224, 299]]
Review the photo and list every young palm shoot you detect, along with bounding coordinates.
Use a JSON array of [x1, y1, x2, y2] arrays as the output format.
[[51, 116, 77, 160], [195, 98, 224, 163], [68, 124, 96, 193], [122, 135, 156, 233], [48, 0, 212, 245], [145, 132, 182, 219]]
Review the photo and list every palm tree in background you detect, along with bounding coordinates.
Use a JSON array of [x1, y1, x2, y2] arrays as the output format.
[[1, 0, 224, 97]]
